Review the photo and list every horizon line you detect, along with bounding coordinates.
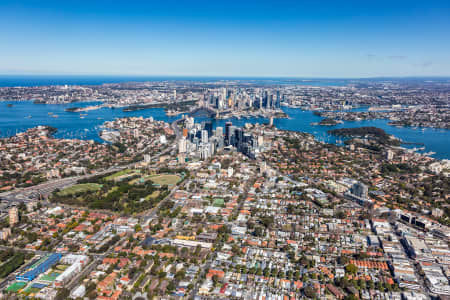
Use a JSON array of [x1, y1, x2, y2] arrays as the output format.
[[0, 73, 450, 80]]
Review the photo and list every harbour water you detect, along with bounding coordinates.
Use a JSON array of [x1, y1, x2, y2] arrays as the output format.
[[1, 101, 449, 160]]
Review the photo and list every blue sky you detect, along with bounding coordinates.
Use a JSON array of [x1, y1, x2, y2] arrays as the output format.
[[1, 0, 449, 77]]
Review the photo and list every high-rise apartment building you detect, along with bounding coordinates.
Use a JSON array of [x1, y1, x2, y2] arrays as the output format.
[[9, 207, 19, 226]]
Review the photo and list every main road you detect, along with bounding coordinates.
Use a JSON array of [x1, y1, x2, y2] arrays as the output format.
[[0, 146, 174, 204]]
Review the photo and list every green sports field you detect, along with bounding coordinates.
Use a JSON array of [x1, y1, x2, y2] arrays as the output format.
[[40, 272, 60, 282], [104, 169, 139, 181], [57, 183, 102, 196], [149, 174, 181, 186], [213, 198, 225, 207], [6, 282, 27, 292], [23, 286, 41, 295]]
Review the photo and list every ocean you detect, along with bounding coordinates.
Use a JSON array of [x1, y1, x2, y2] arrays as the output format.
[[0, 75, 350, 87]]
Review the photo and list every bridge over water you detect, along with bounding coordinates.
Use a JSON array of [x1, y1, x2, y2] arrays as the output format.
[[188, 107, 217, 117]]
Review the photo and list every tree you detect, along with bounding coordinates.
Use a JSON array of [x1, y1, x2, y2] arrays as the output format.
[[55, 288, 70, 300], [175, 269, 185, 280], [254, 227, 264, 237], [167, 281, 176, 291], [157, 271, 166, 279], [357, 278, 366, 290], [304, 286, 316, 299], [212, 274, 219, 286], [260, 215, 274, 228], [345, 263, 358, 275], [134, 224, 142, 232]]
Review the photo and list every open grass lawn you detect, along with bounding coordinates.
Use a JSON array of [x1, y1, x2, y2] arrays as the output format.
[[145, 191, 160, 200], [40, 272, 60, 282], [149, 174, 181, 186], [213, 198, 225, 207], [55, 264, 68, 271], [104, 169, 137, 181], [103, 186, 118, 196], [130, 177, 146, 185], [6, 282, 27, 292], [23, 286, 41, 295], [57, 183, 102, 196]]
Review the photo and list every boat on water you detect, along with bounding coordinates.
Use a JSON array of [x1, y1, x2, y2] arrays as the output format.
[[51, 115, 59, 118], [7, 104, 13, 108], [48, 112, 53, 115], [25, 115, 32, 118]]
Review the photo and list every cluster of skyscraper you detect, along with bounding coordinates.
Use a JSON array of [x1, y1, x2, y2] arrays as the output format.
[[178, 117, 262, 161], [204, 87, 283, 111]]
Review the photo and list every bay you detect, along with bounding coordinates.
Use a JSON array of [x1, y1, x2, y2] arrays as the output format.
[[1, 101, 449, 160]]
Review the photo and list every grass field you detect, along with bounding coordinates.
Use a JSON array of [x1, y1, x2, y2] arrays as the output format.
[[104, 169, 136, 181], [57, 183, 102, 196], [130, 177, 146, 185], [55, 264, 68, 271], [6, 282, 27, 292], [145, 191, 160, 200], [149, 174, 181, 186], [213, 198, 225, 207], [40, 272, 60, 282], [23, 286, 41, 295]]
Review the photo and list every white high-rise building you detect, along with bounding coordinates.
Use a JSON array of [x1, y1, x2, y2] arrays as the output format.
[[201, 130, 209, 144], [386, 150, 394, 160], [178, 138, 187, 153], [260, 161, 267, 174], [185, 117, 194, 129], [227, 167, 234, 177], [201, 145, 210, 160], [257, 136, 264, 148], [215, 126, 223, 137], [209, 141, 215, 155], [222, 87, 227, 101]]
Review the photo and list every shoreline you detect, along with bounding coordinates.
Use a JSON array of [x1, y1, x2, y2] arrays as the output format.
[[1, 100, 449, 160]]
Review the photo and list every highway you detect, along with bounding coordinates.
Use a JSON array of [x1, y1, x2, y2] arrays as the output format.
[[0, 165, 125, 204], [0, 144, 174, 205]]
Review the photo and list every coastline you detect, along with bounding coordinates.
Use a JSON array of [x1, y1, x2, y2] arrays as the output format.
[[1, 100, 449, 160]]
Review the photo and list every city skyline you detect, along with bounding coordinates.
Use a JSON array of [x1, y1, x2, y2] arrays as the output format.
[[1, 0, 450, 77]]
